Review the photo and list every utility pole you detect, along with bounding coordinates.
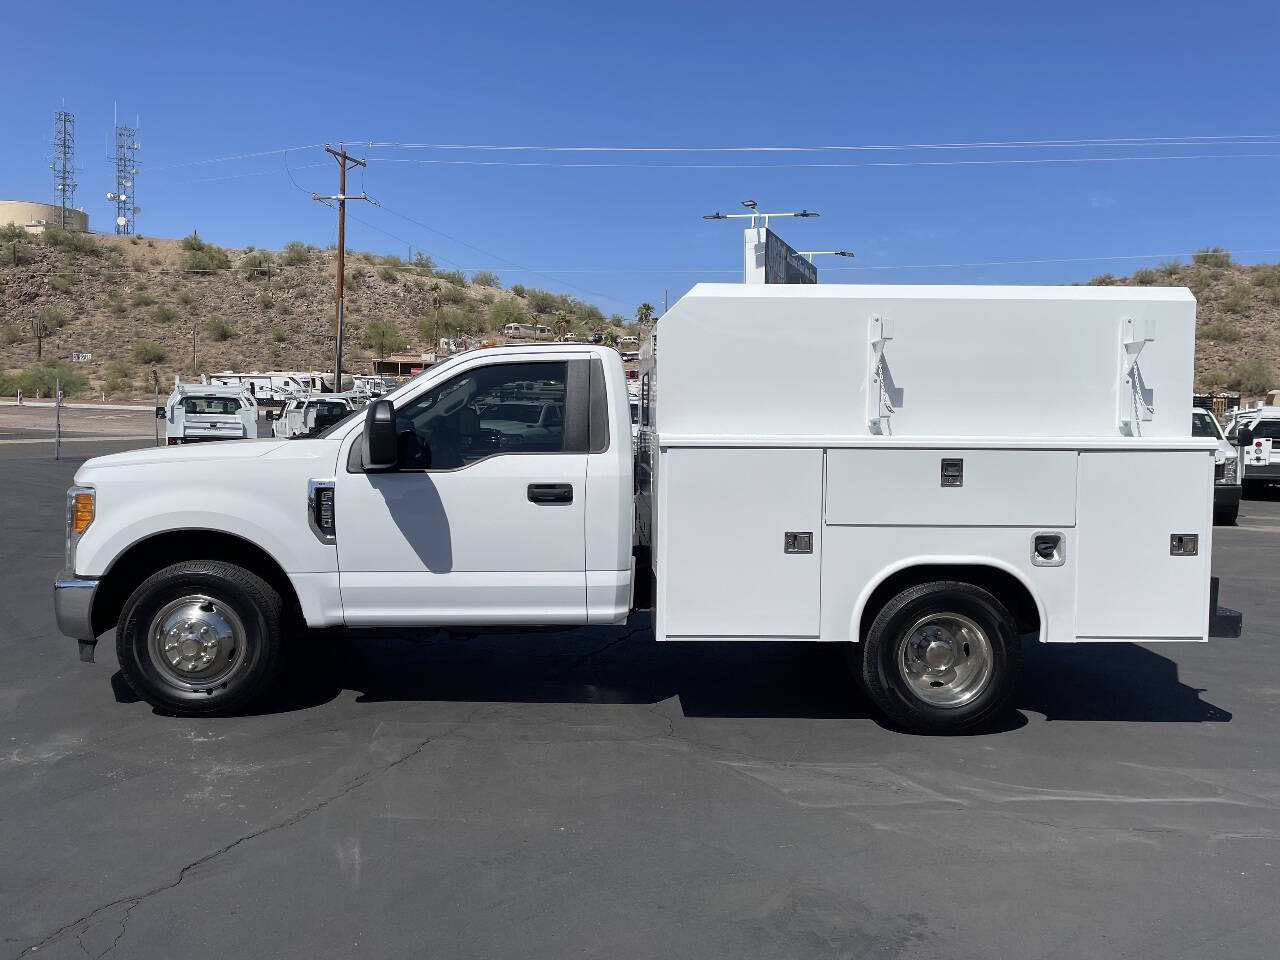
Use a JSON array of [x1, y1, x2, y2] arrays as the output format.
[[313, 144, 368, 391]]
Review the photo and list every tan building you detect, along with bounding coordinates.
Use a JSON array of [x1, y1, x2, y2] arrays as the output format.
[[0, 200, 89, 234]]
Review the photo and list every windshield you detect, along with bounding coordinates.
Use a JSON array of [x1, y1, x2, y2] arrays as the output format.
[[1246, 419, 1280, 440], [485, 403, 543, 424], [182, 397, 242, 415], [1191, 411, 1222, 439], [312, 401, 349, 418]]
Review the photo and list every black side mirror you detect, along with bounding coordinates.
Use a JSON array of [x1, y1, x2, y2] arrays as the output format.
[[1237, 426, 1254, 447], [363, 399, 399, 471]]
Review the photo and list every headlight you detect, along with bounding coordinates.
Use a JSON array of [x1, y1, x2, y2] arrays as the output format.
[[1221, 457, 1238, 484], [65, 485, 94, 570]]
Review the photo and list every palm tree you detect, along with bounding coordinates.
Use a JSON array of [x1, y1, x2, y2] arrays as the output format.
[[636, 302, 654, 327], [553, 310, 569, 341]]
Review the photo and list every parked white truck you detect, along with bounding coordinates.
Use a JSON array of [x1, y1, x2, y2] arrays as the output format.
[[162, 384, 258, 445], [55, 285, 1241, 732]]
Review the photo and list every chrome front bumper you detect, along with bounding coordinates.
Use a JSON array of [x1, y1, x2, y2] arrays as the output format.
[[54, 570, 99, 662]]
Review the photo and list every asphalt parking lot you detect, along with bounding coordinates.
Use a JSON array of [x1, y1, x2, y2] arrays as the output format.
[[2, 417, 1279, 959]]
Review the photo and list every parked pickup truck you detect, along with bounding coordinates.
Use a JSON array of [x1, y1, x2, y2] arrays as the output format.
[[269, 395, 358, 439], [54, 285, 1242, 733], [1191, 408, 1241, 524], [162, 384, 257, 445]]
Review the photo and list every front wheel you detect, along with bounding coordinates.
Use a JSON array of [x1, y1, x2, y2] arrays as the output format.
[[116, 560, 287, 715], [855, 581, 1021, 734]]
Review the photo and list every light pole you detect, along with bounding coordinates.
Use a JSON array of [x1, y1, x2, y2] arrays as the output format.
[[797, 250, 856, 263], [702, 200, 821, 283]]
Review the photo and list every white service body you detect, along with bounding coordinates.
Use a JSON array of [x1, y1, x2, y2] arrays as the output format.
[[164, 385, 258, 445]]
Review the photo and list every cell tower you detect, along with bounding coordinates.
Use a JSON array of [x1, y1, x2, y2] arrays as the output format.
[[106, 118, 140, 235], [52, 110, 78, 229]]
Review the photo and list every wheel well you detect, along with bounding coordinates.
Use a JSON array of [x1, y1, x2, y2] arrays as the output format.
[[92, 530, 303, 636], [858, 564, 1041, 641]]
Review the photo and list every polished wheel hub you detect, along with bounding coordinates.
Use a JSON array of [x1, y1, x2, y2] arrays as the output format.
[[898, 613, 993, 708], [147, 595, 247, 689]]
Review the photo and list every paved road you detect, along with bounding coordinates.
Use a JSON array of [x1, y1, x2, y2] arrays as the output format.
[[2, 438, 1278, 959]]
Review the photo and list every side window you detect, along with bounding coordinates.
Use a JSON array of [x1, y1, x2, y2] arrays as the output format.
[[641, 373, 650, 426], [395, 361, 567, 470]]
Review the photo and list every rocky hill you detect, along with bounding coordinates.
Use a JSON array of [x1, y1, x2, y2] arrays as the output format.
[[0, 228, 632, 399], [2, 229, 1277, 400]]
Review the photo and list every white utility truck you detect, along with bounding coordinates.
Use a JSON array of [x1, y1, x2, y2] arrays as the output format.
[[1224, 404, 1280, 494], [162, 384, 258, 445], [269, 394, 359, 439], [55, 285, 1241, 732]]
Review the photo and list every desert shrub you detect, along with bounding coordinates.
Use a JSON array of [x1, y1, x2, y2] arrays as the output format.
[[510, 283, 527, 297], [471, 270, 501, 288], [1192, 247, 1231, 268], [379, 255, 404, 268], [1252, 264, 1280, 291], [378, 265, 398, 283], [258, 291, 274, 310], [275, 301, 292, 316], [103, 358, 133, 394], [1131, 268, 1158, 285], [281, 241, 311, 266], [132, 339, 167, 363], [435, 269, 467, 286], [1086, 273, 1117, 286], [437, 284, 469, 305], [42, 226, 97, 255], [1159, 259, 1182, 276], [0, 224, 24, 243], [1199, 319, 1241, 342], [1, 324, 22, 345], [526, 288, 561, 312], [489, 298, 525, 328], [1221, 284, 1252, 315], [2, 362, 88, 397], [1199, 367, 1229, 390], [130, 288, 154, 307], [412, 252, 434, 274], [151, 304, 179, 324], [345, 266, 367, 289], [206, 319, 235, 341], [105, 293, 126, 315], [49, 274, 73, 294], [417, 307, 475, 341], [270, 325, 288, 343], [362, 320, 407, 357], [1228, 358, 1273, 395], [180, 232, 230, 271], [241, 250, 274, 278], [176, 288, 194, 306], [1185, 272, 1212, 297]]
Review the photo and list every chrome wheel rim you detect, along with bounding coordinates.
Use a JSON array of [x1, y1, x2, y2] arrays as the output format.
[[897, 612, 993, 708], [146, 594, 248, 690]]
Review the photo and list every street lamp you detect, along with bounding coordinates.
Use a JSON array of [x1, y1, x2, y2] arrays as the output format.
[[701, 200, 822, 231], [797, 250, 856, 263]]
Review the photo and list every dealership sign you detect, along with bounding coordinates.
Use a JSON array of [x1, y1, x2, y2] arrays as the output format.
[[763, 229, 817, 284]]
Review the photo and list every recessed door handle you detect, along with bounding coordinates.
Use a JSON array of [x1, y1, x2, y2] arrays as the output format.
[[528, 483, 573, 504]]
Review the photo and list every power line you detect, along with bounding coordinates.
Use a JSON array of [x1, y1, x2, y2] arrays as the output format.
[[363, 196, 631, 308], [365, 133, 1280, 153], [364, 152, 1280, 171]]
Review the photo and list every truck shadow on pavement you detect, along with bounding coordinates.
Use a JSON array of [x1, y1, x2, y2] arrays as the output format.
[[113, 619, 1231, 730]]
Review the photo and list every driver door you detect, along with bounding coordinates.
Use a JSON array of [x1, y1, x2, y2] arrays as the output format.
[[335, 357, 588, 626]]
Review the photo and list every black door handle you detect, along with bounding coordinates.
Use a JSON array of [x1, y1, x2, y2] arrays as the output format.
[[528, 483, 573, 504]]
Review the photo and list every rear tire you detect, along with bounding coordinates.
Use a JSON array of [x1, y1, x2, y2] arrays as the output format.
[[116, 560, 287, 716], [855, 581, 1021, 734]]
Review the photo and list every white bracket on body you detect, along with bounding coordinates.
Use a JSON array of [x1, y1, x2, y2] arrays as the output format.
[[867, 315, 896, 434], [1118, 316, 1156, 435]]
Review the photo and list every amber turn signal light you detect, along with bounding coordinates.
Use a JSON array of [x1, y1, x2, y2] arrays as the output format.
[[71, 492, 94, 533]]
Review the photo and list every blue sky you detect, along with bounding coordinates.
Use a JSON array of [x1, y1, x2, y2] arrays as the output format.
[[3, 0, 1278, 315]]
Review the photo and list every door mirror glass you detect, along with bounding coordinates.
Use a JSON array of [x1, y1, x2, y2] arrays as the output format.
[[363, 399, 399, 471], [1237, 426, 1254, 447]]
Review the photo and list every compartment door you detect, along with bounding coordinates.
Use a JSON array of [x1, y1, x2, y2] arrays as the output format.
[[1074, 451, 1212, 640], [661, 447, 823, 637]]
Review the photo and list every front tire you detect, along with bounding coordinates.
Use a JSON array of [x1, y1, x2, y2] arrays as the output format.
[[116, 560, 287, 715], [856, 581, 1021, 734]]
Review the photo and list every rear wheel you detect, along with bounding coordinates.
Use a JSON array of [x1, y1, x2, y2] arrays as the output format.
[[116, 560, 287, 715], [856, 581, 1021, 734]]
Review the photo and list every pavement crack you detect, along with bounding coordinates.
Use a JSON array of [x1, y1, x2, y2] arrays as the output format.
[[13, 707, 489, 960], [559, 626, 648, 675]]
